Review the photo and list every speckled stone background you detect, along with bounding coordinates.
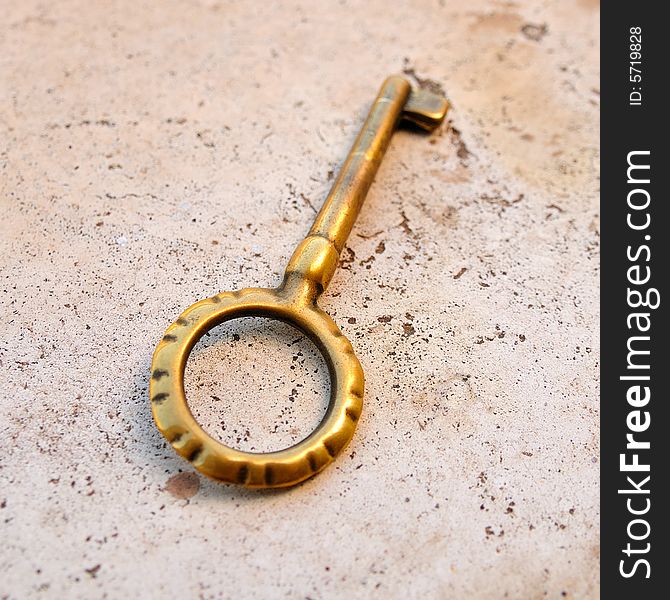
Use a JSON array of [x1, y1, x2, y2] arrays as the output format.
[[0, 1, 599, 598]]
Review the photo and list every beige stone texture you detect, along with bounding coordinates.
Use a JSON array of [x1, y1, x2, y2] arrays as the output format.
[[0, 1, 599, 598]]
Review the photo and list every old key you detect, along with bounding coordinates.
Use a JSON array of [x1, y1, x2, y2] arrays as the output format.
[[150, 76, 449, 488]]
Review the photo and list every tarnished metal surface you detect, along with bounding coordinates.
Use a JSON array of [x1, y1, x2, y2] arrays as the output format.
[[151, 77, 448, 487]]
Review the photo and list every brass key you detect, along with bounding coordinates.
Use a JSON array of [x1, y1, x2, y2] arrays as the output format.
[[150, 76, 448, 488]]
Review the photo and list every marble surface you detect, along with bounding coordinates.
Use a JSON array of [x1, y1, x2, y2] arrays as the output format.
[[0, 1, 599, 598]]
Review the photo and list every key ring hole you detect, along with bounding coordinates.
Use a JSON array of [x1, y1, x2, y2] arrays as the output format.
[[184, 316, 331, 453], [150, 287, 364, 486]]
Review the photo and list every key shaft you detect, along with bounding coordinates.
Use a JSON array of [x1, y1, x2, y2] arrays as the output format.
[[284, 76, 448, 298]]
